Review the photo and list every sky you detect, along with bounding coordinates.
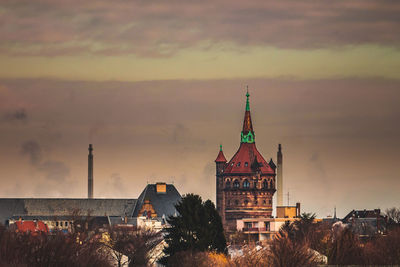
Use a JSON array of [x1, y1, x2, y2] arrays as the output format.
[[0, 0, 399, 218]]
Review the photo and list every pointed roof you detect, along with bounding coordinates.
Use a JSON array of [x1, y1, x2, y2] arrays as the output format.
[[215, 144, 227, 163], [223, 90, 275, 175], [241, 89, 255, 143]]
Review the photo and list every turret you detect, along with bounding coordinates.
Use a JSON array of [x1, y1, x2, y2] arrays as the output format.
[[215, 144, 227, 175]]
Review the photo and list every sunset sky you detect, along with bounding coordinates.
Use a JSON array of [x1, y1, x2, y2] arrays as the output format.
[[1, 0, 399, 217]]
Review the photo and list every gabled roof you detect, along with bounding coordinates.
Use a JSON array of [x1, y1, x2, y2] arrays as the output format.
[[132, 184, 181, 219], [343, 209, 383, 222]]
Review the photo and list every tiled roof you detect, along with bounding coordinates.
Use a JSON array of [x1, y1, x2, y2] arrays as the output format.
[[14, 220, 48, 233], [132, 184, 181, 219], [0, 198, 137, 225], [223, 143, 275, 175], [215, 150, 227, 163]]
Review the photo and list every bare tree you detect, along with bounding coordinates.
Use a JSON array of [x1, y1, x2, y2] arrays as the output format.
[[386, 207, 400, 225], [105, 225, 162, 267]]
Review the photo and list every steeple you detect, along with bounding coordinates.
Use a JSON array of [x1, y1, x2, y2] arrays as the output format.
[[241, 88, 255, 143]]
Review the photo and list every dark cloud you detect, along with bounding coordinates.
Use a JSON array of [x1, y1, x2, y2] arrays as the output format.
[[4, 108, 28, 122], [20, 140, 42, 165], [20, 140, 70, 183], [39, 160, 70, 182], [1, 1, 400, 57]]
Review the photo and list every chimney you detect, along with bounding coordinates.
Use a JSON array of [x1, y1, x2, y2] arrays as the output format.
[[88, 144, 93, 199], [277, 144, 283, 206], [296, 202, 301, 217]]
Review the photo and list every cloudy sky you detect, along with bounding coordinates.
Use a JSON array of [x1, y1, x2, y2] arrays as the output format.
[[0, 0, 399, 217]]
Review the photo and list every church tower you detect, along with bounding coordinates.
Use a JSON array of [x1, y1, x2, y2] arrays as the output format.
[[215, 90, 276, 231]]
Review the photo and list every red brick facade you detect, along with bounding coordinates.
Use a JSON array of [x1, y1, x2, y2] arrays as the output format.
[[215, 92, 276, 231]]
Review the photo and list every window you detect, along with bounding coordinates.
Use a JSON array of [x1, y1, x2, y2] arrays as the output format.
[[263, 200, 267, 204], [264, 222, 270, 231], [228, 200, 231, 206], [233, 180, 240, 188], [236, 162, 241, 167], [56, 222, 59, 227], [65, 221, 68, 227], [60, 222, 63, 227], [263, 180, 268, 189], [243, 179, 250, 188], [225, 180, 231, 189], [244, 199, 249, 205], [245, 162, 248, 167], [231, 162, 234, 166], [235, 200, 239, 205], [269, 199, 272, 204]]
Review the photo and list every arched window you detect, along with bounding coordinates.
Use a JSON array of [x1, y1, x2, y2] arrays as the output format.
[[225, 180, 231, 189], [263, 180, 268, 189], [233, 179, 240, 188], [243, 179, 250, 189]]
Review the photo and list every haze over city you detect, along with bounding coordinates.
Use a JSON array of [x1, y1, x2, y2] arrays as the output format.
[[1, 0, 400, 218]]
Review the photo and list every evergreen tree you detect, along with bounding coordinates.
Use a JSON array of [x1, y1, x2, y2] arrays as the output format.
[[161, 194, 227, 265]]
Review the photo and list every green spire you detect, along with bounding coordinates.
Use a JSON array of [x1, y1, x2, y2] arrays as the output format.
[[245, 86, 250, 111]]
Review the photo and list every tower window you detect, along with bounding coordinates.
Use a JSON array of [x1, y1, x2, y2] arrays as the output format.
[[245, 162, 248, 167], [225, 181, 231, 189], [233, 180, 240, 188], [243, 180, 250, 189], [236, 162, 241, 167], [263, 180, 268, 189]]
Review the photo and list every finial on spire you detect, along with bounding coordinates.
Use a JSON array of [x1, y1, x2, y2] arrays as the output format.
[[219, 144, 223, 151], [245, 86, 250, 111]]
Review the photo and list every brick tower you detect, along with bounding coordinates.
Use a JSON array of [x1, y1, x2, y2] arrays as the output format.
[[215, 90, 276, 231]]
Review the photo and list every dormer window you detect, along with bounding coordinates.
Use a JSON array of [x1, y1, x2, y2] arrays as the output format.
[[244, 162, 248, 167], [236, 162, 241, 167]]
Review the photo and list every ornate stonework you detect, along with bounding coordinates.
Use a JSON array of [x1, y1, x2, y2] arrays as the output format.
[[215, 91, 276, 231]]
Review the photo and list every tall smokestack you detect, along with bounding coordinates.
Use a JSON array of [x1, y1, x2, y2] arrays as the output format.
[[277, 144, 283, 206], [88, 144, 93, 199]]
